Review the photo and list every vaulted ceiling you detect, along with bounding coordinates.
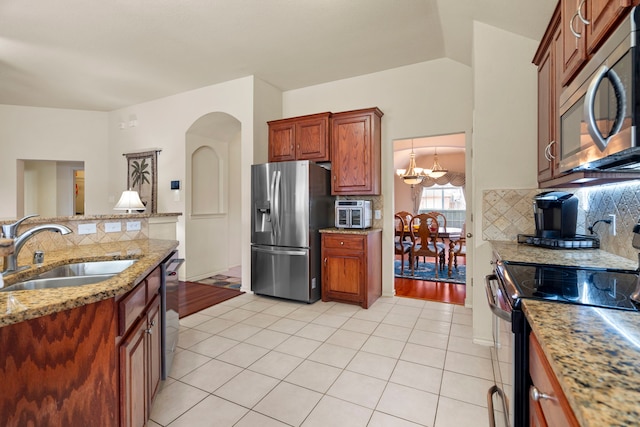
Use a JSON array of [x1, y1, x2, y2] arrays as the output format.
[[0, 0, 556, 111]]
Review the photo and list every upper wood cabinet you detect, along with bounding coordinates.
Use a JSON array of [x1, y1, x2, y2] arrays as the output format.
[[330, 107, 383, 195], [561, 0, 635, 86], [535, 5, 562, 184], [268, 112, 331, 162]]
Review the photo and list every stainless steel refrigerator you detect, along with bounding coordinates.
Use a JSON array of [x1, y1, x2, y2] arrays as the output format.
[[251, 160, 334, 303]]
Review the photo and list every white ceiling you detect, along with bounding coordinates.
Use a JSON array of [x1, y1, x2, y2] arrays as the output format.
[[0, 0, 556, 112]]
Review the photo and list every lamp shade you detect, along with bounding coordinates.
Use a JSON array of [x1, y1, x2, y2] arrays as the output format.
[[114, 190, 145, 213]]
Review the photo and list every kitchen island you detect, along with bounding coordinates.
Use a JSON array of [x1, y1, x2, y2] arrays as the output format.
[[0, 238, 178, 326], [0, 238, 178, 427], [491, 241, 640, 427]]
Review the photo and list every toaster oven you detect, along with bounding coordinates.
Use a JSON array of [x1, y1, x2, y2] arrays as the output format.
[[335, 200, 372, 229]]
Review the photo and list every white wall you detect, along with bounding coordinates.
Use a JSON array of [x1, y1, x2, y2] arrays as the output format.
[[0, 105, 109, 219], [471, 22, 539, 343], [283, 59, 474, 299], [107, 77, 256, 284]]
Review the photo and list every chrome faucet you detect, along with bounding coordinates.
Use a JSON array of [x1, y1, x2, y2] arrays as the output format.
[[1, 215, 72, 275]]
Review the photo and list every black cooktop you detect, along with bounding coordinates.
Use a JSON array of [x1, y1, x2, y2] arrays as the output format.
[[498, 261, 640, 311]]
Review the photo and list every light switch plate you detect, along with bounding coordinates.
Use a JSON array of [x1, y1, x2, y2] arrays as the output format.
[[126, 221, 141, 231], [105, 222, 121, 233], [78, 223, 97, 235]]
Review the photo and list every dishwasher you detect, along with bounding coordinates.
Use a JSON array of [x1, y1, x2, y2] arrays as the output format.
[[161, 250, 184, 380]]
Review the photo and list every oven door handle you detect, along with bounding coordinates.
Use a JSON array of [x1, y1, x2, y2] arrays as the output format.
[[485, 274, 511, 322], [487, 385, 510, 427]]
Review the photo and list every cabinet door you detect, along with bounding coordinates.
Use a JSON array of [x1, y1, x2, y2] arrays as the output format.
[[268, 121, 296, 162], [561, 0, 587, 86], [587, 0, 633, 55], [323, 248, 363, 303], [147, 295, 162, 404], [295, 115, 330, 161], [529, 333, 579, 427], [330, 108, 382, 195], [120, 316, 147, 427], [537, 39, 554, 183]]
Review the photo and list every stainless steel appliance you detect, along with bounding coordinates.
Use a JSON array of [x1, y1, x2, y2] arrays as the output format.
[[335, 199, 372, 229], [485, 261, 639, 426], [251, 160, 334, 303], [559, 7, 640, 173], [161, 251, 184, 380]]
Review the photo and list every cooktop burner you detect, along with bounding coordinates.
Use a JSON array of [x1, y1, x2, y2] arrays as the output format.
[[498, 261, 640, 311]]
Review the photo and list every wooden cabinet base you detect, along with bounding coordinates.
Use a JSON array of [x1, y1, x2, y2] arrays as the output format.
[[321, 230, 382, 309], [0, 299, 118, 427]]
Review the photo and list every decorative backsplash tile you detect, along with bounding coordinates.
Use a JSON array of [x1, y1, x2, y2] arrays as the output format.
[[483, 181, 640, 262]]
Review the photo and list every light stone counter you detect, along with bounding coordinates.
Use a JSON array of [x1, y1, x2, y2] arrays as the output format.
[[320, 227, 382, 235], [491, 241, 640, 427], [0, 239, 178, 327], [523, 300, 640, 427]]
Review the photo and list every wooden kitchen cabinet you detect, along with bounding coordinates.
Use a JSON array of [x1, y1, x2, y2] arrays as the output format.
[[535, 5, 562, 184], [330, 107, 383, 195], [119, 266, 162, 427], [321, 230, 381, 309], [0, 299, 119, 427], [561, 0, 635, 86], [529, 333, 579, 427], [268, 112, 331, 162]]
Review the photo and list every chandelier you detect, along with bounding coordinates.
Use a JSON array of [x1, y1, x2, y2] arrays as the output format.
[[396, 142, 448, 185]]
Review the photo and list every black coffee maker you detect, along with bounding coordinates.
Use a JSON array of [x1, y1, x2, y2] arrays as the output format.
[[533, 191, 578, 238]]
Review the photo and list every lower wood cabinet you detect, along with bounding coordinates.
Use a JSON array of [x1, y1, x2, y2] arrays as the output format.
[[0, 298, 119, 427], [119, 266, 162, 427], [0, 263, 164, 427], [321, 230, 381, 309], [529, 332, 579, 427]]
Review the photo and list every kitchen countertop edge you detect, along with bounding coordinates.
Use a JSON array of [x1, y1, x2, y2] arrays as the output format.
[[0, 238, 178, 327], [320, 227, 382, 235]]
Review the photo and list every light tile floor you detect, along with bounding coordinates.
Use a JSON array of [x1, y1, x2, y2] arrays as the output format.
[[150, 294, 492, 427]]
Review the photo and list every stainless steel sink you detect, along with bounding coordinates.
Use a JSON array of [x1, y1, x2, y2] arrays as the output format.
[[0, 259, 137, 292]]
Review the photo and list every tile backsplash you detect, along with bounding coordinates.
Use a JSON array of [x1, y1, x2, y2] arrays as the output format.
[[483, 181, 640, 262]]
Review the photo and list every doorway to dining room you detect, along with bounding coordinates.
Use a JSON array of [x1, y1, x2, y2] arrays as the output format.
[[393, 133, 468, 305]]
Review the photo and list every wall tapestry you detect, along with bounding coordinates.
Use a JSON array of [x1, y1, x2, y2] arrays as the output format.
[[123, 150, 159, 213]]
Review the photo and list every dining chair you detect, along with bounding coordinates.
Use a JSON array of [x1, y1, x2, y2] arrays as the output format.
[[395, 210, 414, 243], [409, 213, 446, 277], [448, 223, 466, 277], [394, 214, 413, 274], [427, 211, 448, 244]]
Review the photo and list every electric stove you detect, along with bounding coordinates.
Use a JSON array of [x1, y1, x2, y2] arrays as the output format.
[[497, 260, 640, 311]]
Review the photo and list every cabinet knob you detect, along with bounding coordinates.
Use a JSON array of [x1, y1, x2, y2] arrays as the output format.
[[530, 386, 555, 402], [324, 257, 327, 266], [340, 241, 344, 245]]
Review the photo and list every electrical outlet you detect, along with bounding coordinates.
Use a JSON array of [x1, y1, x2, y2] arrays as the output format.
[[78, 223, 97, 235], [126, 221, 141, 231], [609, 214, 616, 236], [104, 222, 121, 233], [374, 210, 381, 220]]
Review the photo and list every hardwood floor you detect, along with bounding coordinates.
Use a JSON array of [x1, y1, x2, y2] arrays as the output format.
[[178, 281, 243, 318], [394, 255, 466, 305]]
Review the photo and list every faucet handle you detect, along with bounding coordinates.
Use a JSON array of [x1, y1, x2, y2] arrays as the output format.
[[1, 214, 39, 239]]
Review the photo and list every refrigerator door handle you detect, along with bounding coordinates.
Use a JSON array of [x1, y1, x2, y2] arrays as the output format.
[[273, 170, 282, 239]]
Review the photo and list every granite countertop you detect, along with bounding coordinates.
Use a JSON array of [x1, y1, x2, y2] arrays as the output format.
[[320, 227, 382, 235], [491, 241, 640, 426], [0, 239, 178, 327]]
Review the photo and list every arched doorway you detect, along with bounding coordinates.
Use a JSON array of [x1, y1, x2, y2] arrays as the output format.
[[184, 112, 242, 281]]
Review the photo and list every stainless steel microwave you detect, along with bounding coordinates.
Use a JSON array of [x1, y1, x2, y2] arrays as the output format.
[[335, 200, 372, 229], [558, 7, 640, 173]]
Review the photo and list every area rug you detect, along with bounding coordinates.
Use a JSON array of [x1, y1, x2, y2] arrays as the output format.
[[195, 274, 242, 290], [394, 260, 466, 284], [178, 281, 244, 318]]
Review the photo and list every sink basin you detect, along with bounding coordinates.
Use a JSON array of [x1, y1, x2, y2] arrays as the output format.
[[0, 259, 137, 292], [31, 259, 137, 279]]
